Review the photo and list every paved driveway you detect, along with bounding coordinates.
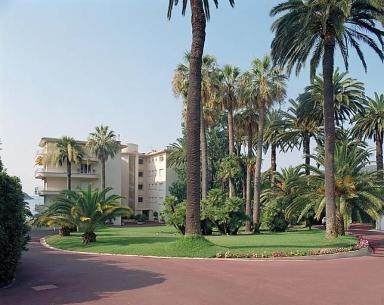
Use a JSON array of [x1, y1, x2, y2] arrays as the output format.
[[1, 230, 384, 305]]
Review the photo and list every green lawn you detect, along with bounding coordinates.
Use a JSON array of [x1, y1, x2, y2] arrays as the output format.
[[45, 226, 357, 258]]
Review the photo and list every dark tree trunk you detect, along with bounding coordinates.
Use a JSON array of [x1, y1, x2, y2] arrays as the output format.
[[185, 0, 205, 235], [245, 124, 253, 232], [303, 134, 311, 176], [270, 144, 277, 184], [323, 36, 338, 239], [376, 131, 383, 179], [66, 159, 72, 191], [228, 106, 235, 197], [200, 107, 208, 200], [253, 104, 266, 234], [101, 157, 106, 190]]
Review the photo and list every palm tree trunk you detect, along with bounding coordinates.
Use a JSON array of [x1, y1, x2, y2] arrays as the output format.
[[101, 157, 106, 190], [245, 124, 253, 232], [228, 106, 235, 197], [200, 107, 208, 200], [66, 159, 72, 191], [303, 134, 310, 175], [270, 144, 276, 184], [376, 131, 383, 177], [323, 36, 338, 239], [184, 0, 205, 235], [253, 103, 266, 234]]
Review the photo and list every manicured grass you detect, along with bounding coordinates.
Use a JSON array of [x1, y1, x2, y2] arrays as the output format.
[[45, 226, 357, 258]]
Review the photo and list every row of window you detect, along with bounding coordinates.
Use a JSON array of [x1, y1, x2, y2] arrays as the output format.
[[138, 156, 164, 165], [138, 169, 165, 178], [137, 196, 164, 203]]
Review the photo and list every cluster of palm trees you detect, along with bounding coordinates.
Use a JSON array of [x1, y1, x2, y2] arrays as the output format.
[[168, 0, 384, 238], [37, 125, 120, 191]]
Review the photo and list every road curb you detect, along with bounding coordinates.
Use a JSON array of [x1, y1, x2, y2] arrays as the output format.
[[40, 237, 371, 262]]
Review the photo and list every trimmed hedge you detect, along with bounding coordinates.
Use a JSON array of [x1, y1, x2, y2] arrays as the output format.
[[0, 172, 30, 287]]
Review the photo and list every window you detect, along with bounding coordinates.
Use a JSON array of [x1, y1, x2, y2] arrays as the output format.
[[138, 171, 143, 177], [159, 169, 164, 177], [80, 164, 92, 174], [159, 156, 164, 161], [138, 196, 143, 203], [138, 184, 143, 190], [138, 158, 144, 165]]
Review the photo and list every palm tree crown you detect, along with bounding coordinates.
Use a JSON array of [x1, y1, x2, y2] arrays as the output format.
[[271, 0, 384, 77], [168, 0, 235, 20]]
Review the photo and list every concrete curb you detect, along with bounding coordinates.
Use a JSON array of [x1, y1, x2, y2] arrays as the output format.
[[40, 237, 371, 262]]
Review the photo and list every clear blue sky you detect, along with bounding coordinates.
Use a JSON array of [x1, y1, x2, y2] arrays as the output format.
[[0, 0, 382, 194]]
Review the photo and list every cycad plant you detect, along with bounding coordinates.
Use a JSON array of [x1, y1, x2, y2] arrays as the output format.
[[287, 142, 384, 235], [35, 186, 131, 243], [87, 125, 120, 190], [271, 0, 384, 238]]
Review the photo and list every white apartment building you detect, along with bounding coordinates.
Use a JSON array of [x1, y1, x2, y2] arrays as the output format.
[[35, 137, 176, 224]]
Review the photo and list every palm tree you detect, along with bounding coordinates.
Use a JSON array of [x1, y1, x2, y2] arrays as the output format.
[[173, 53, 219, 200], [87, 126, 120, 190], [35, 186, 131, 243], [242, 56, 287, 233], [287, 142, 384, 235], [168, 136, 187, 168], [234, 105, 258, 232], [282, 99, 322, 175], [352, 93, 384, 173], [297, 69, 366, 127], [217, 154, 242, 192], [218, 65, 241, 197], [48, 136, 84, 191], [264, 109, 286, 184], [168, 0, 235, 235], [271, 0, 384, 238]]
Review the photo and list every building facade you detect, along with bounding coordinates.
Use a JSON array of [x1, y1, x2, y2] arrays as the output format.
[[35, 137, 176, 224]]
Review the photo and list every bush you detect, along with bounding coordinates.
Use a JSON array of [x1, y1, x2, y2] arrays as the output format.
[[161, 196, 186, 234], [262, 200, 288, 232], [135, 214, 148, 223], [201, 189, 246, 235], [0, 172, 30, 287]]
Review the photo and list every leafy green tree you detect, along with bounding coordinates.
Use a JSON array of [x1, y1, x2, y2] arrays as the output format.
[[161, 196, 186, 235], [168, 0, 235, 235], [87, 125, 120, 190], [287, 142, 384, 235], [36, 186, 130, 243], [217, 154, 242, 192], [241, 56, 287, 233], [282, 99, 322, 175], [271, 0, 384, 238], [0, 172, 30, 287], [201, 189, 246, 235], [48, 136, 84, 191], [352, 92, 384, 173]]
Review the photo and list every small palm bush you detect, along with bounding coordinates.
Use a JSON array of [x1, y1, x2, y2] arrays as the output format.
[[35, 186, 131, 243]]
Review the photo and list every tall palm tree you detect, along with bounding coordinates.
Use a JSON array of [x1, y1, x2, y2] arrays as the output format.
[[168, 0, 235, 235], [87, 126, 120, 190], [264, 109, 286, 184], [218, 65, 241, 197], [49, 136, 84, 191], [297, 69, 366, 127], [242, 56, 287, 233], [352, 93, 384, 174], [271, 0, 384, 238], [173, 53, 219, 200], [234, 105, 258, 232], [282, 99, 322, 175]]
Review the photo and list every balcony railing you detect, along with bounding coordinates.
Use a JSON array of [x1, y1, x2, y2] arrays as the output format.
[[35, 168, 98, 179]]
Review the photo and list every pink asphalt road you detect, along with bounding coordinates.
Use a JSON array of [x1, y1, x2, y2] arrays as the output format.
[[1, 230, 383, 305]]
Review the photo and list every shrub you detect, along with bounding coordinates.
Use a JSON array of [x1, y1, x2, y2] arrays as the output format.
[[262, 200, 288, 232], [201, 189, 246, 235], [0, 172, 30, 287], [153, 211, 159, 220], [161, 196, 186, 234]]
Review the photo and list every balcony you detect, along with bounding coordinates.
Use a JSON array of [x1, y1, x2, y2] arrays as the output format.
[[35, 168, 98, 180], [36, 187, 62, 196]]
